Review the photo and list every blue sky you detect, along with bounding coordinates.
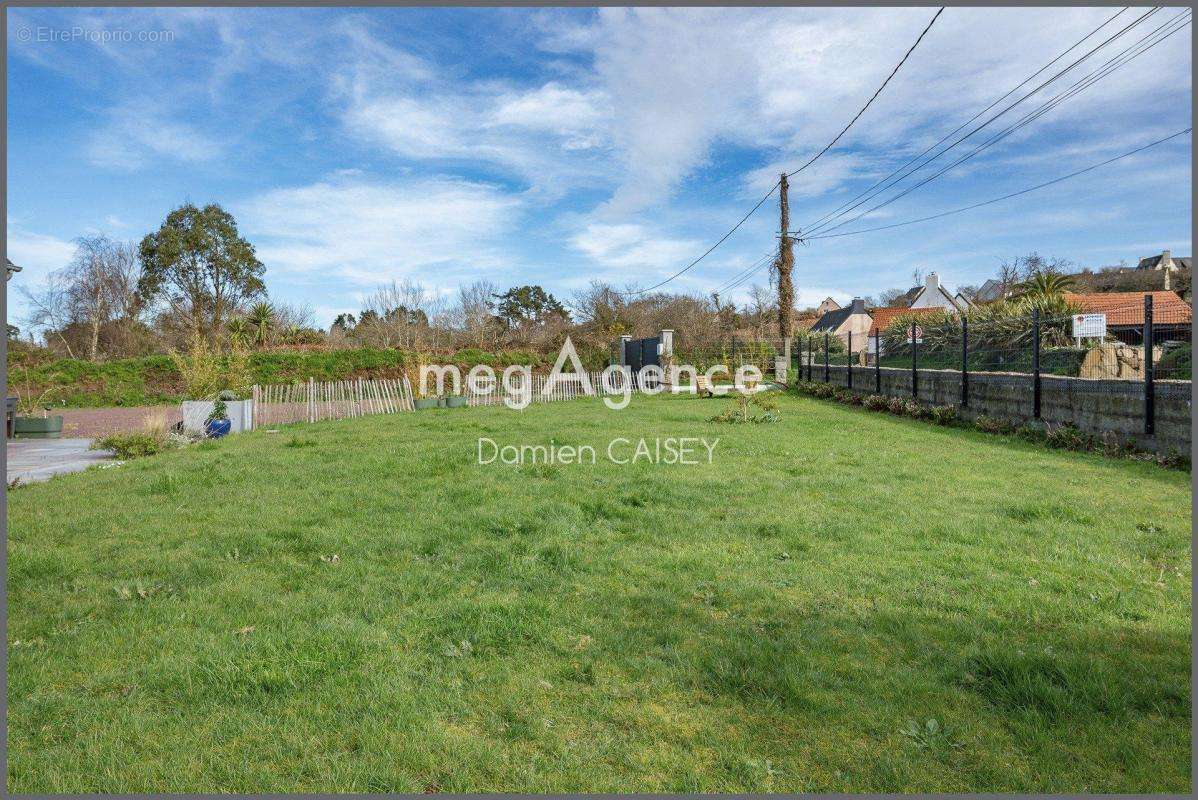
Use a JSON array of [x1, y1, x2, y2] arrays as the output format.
[[6, 6, 1192, 328]]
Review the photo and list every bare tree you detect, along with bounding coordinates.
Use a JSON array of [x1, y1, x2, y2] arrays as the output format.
[[360, 279, 436, 350], [272, 301, 316, 332], [21, 235, 141, 360], [457, 279, 498, 349], [19, 270, 76, 358], [747, 283, 775, 339], [69, 236, 141, 360], [879, 287, 908, 307]]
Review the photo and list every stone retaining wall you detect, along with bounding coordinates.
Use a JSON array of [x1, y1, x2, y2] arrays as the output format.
[[803, 364, 1190, 455]]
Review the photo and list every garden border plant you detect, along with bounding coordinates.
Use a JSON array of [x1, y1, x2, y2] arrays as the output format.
[[791, 380, 1188, 470]]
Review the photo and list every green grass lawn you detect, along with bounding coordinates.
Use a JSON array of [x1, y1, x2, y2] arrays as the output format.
[[6, 393, 1191, 792]]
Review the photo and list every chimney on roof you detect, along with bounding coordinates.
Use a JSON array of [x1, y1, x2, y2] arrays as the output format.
[[850, 297, 865, 314], [926, 272, 940, 290], [1161, 249, 1172, 267]]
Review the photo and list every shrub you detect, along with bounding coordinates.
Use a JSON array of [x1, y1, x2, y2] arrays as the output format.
[[709, 390, 781, 424], [974, 415, 1014, 435], [812, 383, 837, 399], [863, 394, 889, 411], [94, 411, 199, 459], [837, 390, 863, 406], [929, 405, 958, 426], [170, 334, 224, 400], [1016, 421, 1048, 442], [903, 400, 930, 419], [96, 431, 169, 459], [1044, 424, 1096, 452], [886, 396, 906, 415], [1156, 449, 1191, 470]]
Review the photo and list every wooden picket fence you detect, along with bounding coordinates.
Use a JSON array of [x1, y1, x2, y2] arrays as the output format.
[[460, 370, 658, 406], [251, 370, 662, 427], [252, 377, 415, 427]]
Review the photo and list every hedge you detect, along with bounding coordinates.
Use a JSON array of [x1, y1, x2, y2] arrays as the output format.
[[5, 347, 560, 408]]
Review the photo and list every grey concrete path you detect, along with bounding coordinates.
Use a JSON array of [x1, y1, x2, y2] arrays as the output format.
[[6, 438, 117, 485]]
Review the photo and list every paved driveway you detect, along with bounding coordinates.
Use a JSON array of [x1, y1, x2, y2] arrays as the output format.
[[6, 438, 116, 485]]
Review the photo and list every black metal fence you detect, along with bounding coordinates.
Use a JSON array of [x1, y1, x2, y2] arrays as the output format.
[[793, 295, 1191, 436]]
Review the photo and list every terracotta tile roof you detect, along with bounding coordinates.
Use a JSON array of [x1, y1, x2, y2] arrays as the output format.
[[1063, 291, 1192, 326], [867, 306, 944, 335]]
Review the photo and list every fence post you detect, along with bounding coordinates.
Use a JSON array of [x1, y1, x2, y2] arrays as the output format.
[[1144, 293, 1154, 435], [823, 332, 830, 383], [874, 329, 881, 395], [793, 332, 801, 382], [308, 376, 315, 423], [1032, 308, 1041, 420], [846, 331, 853, 390], [961, 316, 969, 408], [910, 322, 918, 399]]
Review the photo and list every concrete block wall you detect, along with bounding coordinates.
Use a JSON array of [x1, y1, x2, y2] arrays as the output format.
[[804, 364, 1190, 455]]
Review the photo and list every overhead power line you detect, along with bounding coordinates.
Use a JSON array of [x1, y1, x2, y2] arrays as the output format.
[[787, 7, 945, 178], [714, 250, 778, 296], [621, 181, 779, 297], [800, 127, 1192, 241], [622, 7, 944, 297], [807, 8, 1190, 237], [801, 5, 1166, 237], [801, 6, 1132, 233]]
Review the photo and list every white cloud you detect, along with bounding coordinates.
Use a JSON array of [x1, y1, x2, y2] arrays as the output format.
[[544, 6, 1190, 214], [333, 27, 616, 198], [5, 229, 76, 283], [87, 106, 222, 170], [236, 174, 524, 287], [4, 228, 78, 324], [490, 82, 610, 145], [570, 222, 699, 274]]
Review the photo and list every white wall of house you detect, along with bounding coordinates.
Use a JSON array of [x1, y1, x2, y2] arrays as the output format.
[[908, 272, 963, 311]]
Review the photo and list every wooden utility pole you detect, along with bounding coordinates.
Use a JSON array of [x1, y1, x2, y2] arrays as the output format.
[[776, 172, 795, 341]]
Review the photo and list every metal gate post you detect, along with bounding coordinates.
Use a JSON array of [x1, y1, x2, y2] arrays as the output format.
[[961, 316, 969, 408], [876, 328, 886, 397], [1144, 294, 1154, 435], [1032, 308, 1041, 420], [911, 323, 918, 399], [846, 331, 853, 390], [824, 332, 830, 383]]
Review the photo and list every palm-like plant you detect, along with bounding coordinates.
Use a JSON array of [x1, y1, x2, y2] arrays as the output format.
[[226, 317, 251, 348], [1015, 270, 1074, 301], [247, 301, 275, 347]]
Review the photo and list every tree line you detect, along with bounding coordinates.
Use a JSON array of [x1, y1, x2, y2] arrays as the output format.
[[13, 202, 798, 365], [19, 200, 1172, 367]]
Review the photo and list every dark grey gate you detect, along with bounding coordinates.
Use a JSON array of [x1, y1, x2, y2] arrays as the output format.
[[624, 336, 660, 372]]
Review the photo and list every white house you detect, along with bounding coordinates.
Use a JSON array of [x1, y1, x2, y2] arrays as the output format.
[[900, 272, 968, 312]]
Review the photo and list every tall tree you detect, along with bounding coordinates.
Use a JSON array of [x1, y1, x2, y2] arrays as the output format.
[[493, 285, 568, 328], [137, 203, 265, 339]]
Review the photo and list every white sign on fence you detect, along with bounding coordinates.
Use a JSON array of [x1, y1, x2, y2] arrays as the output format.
[[1072, 313, 1106, 339]]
